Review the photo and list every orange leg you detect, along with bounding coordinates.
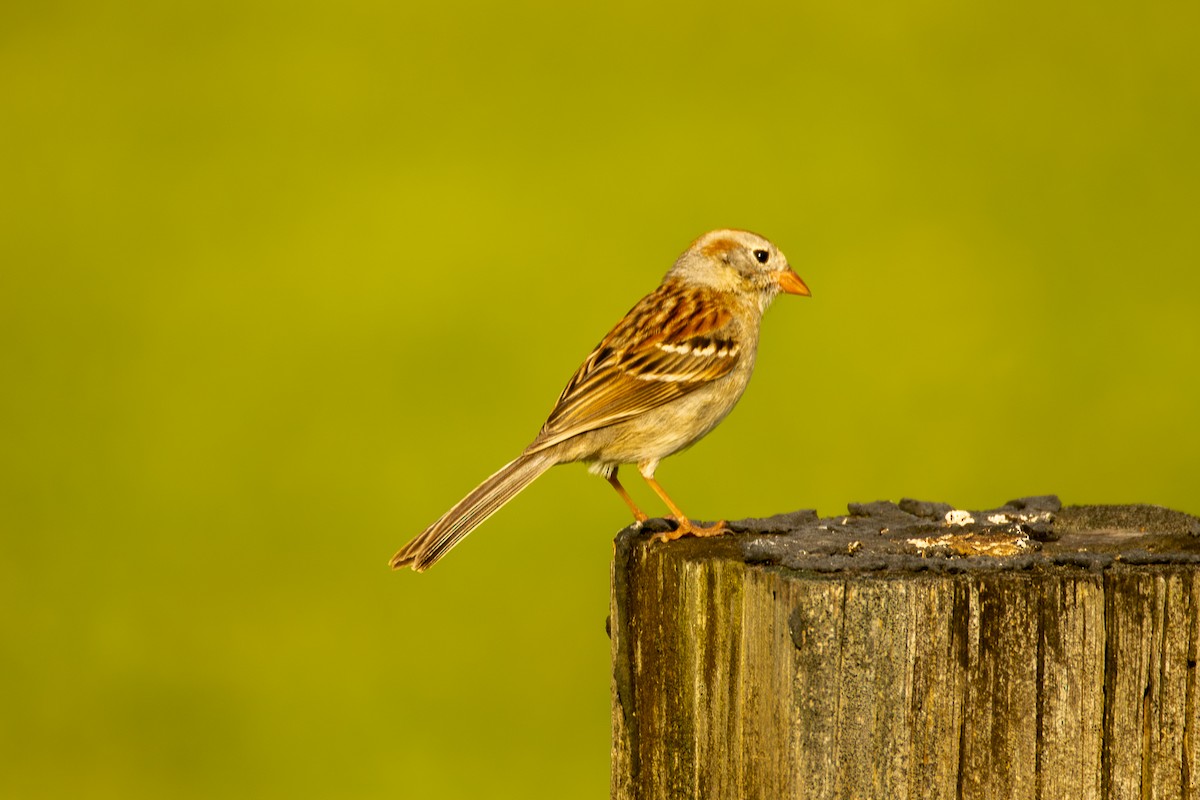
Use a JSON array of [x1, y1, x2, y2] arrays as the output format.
[[638, 462, 728, 543], [605, 468, 649, 523]]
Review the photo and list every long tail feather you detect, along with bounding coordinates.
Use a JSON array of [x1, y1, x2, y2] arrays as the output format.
[[390, 452, 555, 571]]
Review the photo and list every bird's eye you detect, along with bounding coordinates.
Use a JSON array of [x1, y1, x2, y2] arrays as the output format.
[[753, 249, 769, 264]]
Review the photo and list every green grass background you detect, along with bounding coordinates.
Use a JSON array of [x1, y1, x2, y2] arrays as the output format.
[[2, 1, 1198, 797]]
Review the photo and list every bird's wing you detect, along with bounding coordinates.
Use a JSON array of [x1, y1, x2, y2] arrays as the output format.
[[526, 281, 742, 454]]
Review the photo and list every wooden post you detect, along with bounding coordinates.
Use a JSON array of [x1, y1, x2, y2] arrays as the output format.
[[609, 497, 1200, 800]]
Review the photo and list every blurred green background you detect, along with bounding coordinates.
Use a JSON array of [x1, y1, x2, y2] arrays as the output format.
[[2, 0, 1198, 797]]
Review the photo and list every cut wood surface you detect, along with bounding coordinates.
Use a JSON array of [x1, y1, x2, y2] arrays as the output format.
[[609, 497, 1200, 800]]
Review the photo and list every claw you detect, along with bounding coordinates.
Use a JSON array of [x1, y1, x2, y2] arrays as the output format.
[[650, 517, 730, 544]]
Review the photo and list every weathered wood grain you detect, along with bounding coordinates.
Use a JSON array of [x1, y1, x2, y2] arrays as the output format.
[[610, 499, 1200, 800]]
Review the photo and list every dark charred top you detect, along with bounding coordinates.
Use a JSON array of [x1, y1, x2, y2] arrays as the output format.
[[617, 496, 1200, 574]]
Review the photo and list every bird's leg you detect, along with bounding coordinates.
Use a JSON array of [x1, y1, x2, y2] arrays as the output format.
[[637, 460, 729, 543], [603, 466, 649, 524]]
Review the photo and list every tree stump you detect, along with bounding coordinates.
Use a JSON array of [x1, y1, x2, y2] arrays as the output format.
[[609, 497, 1200, 800]]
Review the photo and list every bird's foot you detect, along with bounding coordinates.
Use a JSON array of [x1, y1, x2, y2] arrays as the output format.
[[650, 517, 730, 544]]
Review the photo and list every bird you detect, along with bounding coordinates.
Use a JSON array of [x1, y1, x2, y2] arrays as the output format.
[[391, 229, 810, 571]]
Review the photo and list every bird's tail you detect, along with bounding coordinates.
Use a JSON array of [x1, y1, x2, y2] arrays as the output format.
[[390, 451, 556, 571]]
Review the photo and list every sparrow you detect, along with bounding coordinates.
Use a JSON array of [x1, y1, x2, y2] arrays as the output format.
[[391, 229, 810, 571]]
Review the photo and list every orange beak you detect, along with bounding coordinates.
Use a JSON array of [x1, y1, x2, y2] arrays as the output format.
[[775, 267, 811, 297]]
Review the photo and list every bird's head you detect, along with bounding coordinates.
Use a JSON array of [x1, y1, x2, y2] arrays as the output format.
[[670, 229, 810, 307]]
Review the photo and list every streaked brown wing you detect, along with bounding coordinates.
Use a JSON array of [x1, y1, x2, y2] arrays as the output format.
[[526, 281, 741, 453]]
